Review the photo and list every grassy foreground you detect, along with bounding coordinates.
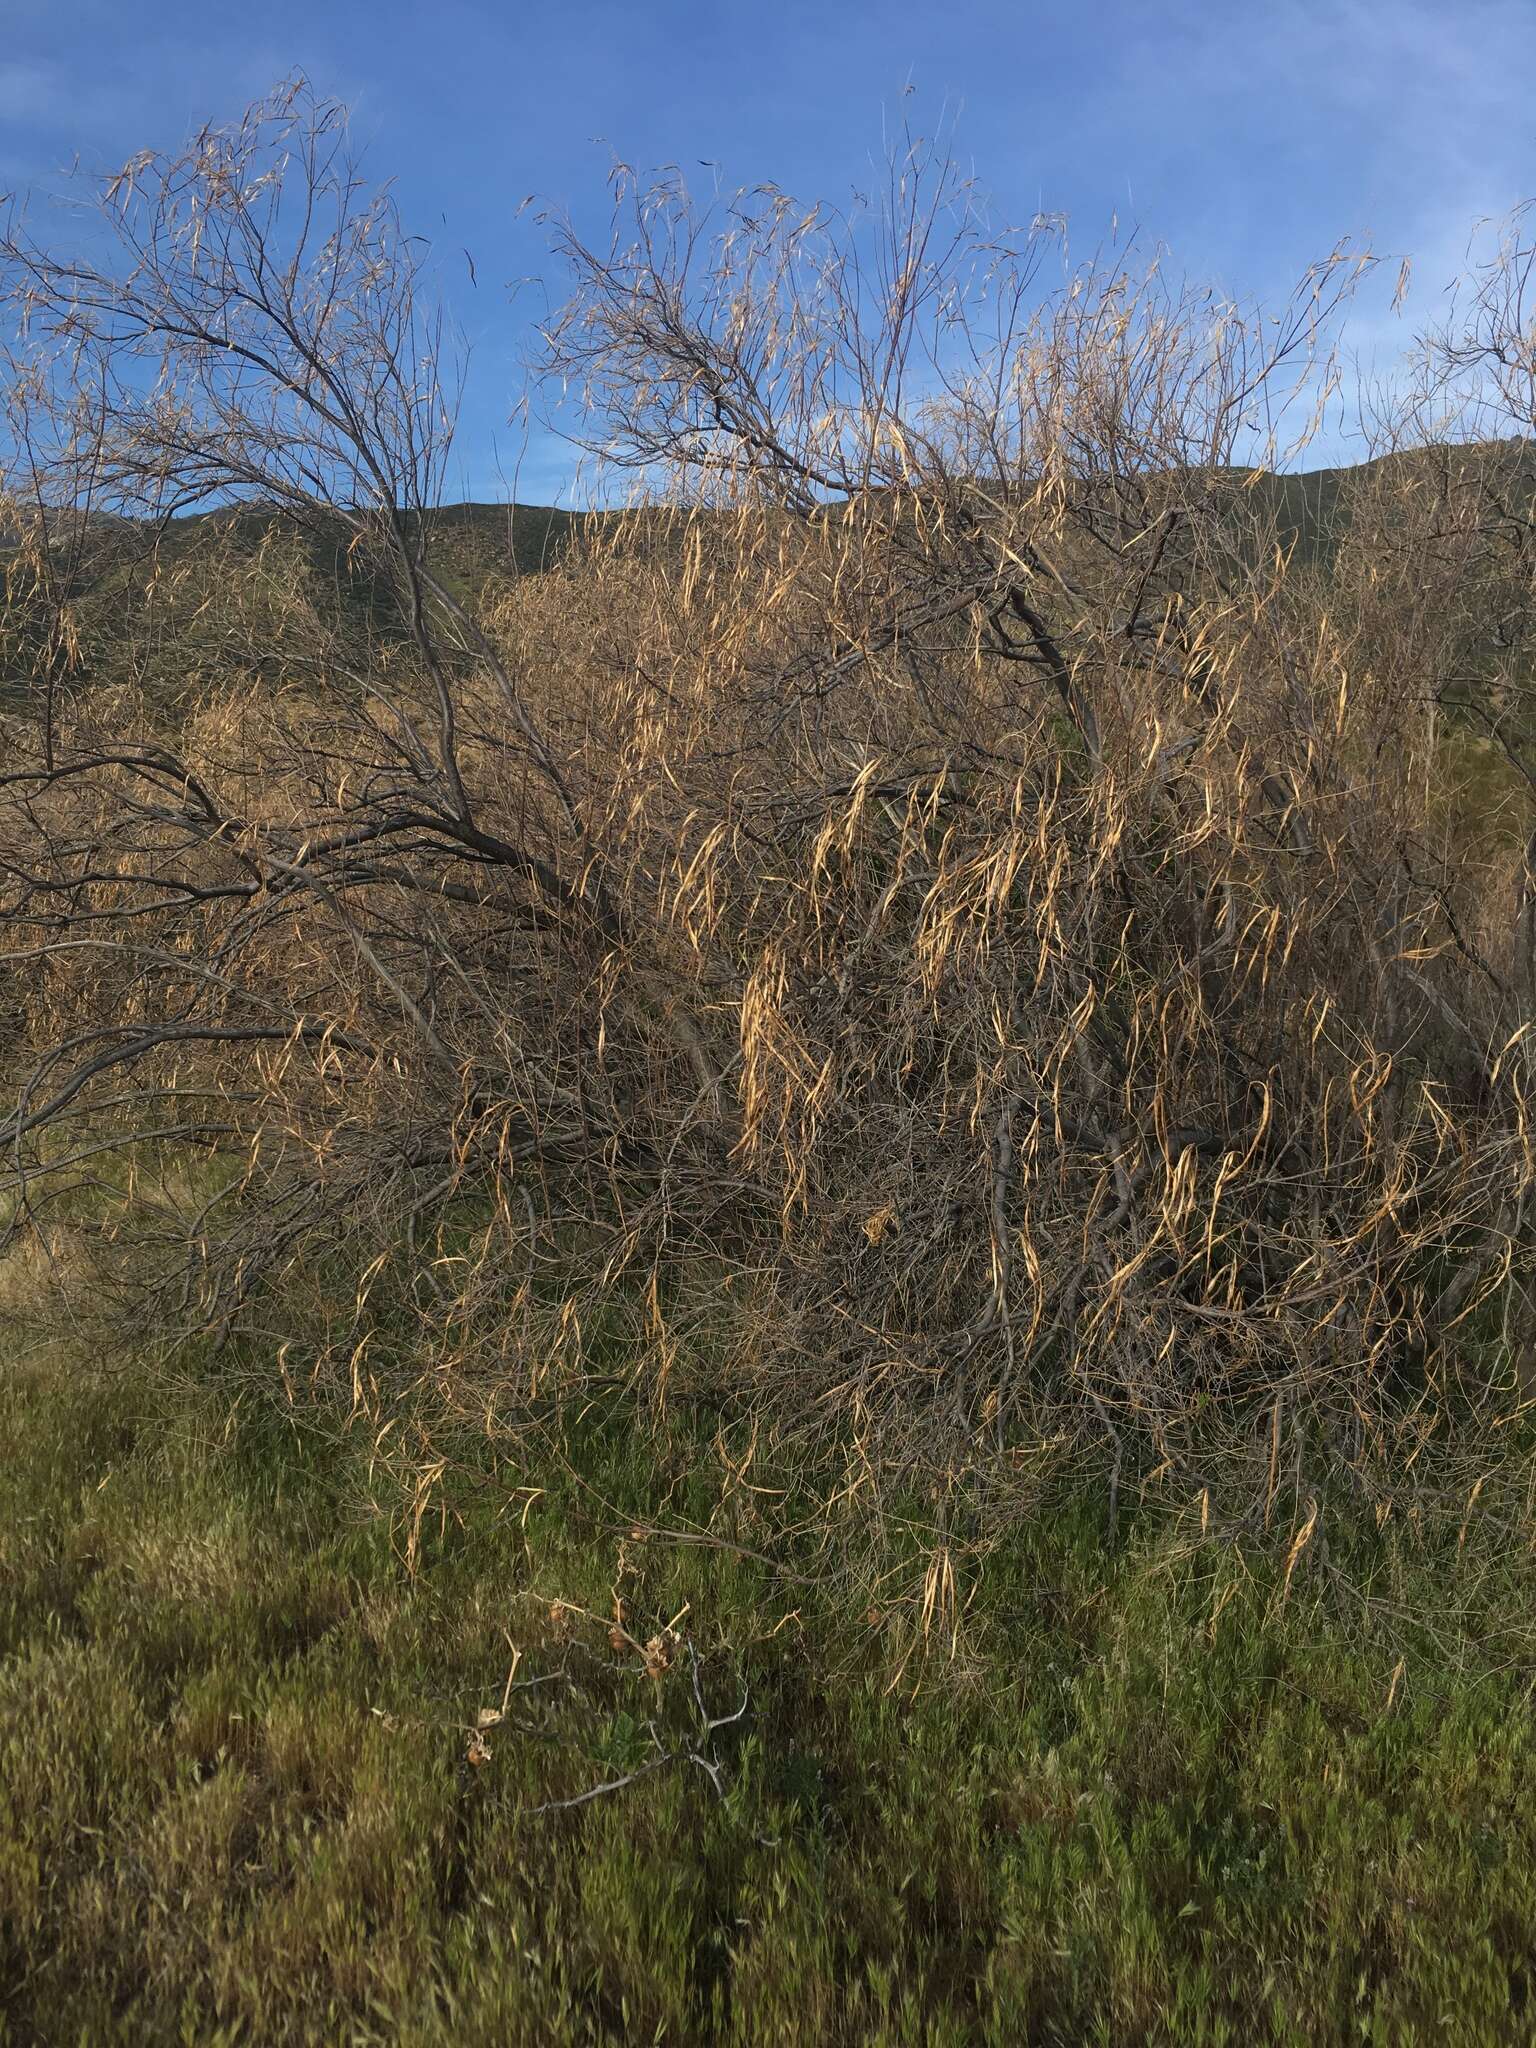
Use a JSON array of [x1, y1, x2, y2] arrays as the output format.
[[4, 1339, 1536, 2045]]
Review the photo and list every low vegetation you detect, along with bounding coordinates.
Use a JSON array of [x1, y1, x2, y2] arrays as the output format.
[[6, 1319, 1536, 2045]]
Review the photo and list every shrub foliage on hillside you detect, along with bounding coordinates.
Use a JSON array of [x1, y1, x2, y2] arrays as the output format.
[[4, 83, 1536, 1502]]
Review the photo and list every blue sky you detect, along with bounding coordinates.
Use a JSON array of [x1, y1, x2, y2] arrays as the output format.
[[3, 0, 1533, 498]]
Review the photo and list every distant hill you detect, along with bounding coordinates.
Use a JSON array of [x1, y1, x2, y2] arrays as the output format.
[[0, 500, 600, 699], [7, 439, 1534, 579], [1245, 439, 1536, 567], [3, 444, 1533, 701]]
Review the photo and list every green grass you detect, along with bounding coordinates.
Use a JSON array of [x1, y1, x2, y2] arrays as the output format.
[[5, 1336, 1536, 2045]]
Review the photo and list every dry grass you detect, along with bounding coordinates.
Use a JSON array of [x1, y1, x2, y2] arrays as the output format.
[[2, 85, 1536, 1544]]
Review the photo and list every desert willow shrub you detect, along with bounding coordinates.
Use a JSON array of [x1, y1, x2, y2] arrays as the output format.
[[2, 87, 1535, 1497]]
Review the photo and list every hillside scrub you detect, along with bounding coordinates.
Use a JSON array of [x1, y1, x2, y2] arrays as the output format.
[[3, 84, 1536, 1534]]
